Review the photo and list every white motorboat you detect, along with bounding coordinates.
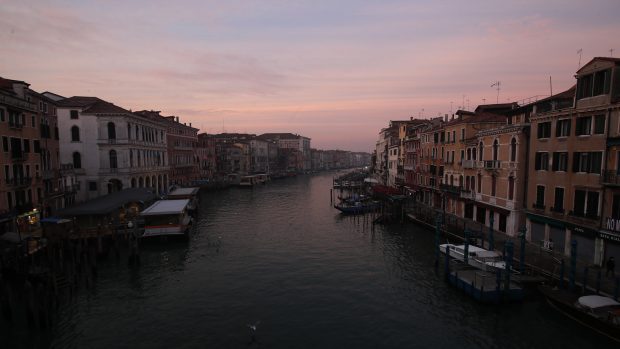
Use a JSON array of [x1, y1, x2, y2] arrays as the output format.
[[439, 243, 507, 272]]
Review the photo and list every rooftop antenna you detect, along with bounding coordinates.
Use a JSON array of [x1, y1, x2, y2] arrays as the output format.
[[462, 95, 465, 110], [491, 81, 501, 103], [482, 98, 486, 104], [466, 99, 470, 111], [611, 48, 615, 57], [577, 48, 583, 69], [549, 76, 553, 96], [450, 101, 453, 114]]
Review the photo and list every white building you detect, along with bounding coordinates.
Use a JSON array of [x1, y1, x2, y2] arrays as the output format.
[[57, 97, 169, 202]]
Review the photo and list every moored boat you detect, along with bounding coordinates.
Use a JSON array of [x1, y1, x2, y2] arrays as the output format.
[[334, 200, 380, 214], [439, 243, 510, 272], [166, 187, 200, 214], [140, 199, 193, 238], [539, 285, 620, 342]]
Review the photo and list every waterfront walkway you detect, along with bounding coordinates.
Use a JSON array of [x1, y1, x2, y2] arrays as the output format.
[[406, 203, 620, 298]]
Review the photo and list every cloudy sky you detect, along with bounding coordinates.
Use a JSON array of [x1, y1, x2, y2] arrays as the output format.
[[1, 0, 618, 151]]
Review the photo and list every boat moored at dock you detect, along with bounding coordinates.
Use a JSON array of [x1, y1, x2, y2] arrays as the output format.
[[440, 243, 508, 272], [539, 285, 620, 342], [166, 187, 200, 213], [140, 199, 193, 238]]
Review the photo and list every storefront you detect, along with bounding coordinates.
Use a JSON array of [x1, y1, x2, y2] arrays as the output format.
[[527, 213, 597, 263], [600, 217, 620, 262]]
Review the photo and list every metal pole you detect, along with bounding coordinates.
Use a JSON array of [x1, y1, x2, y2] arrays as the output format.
[[488, 213, 495, 251], [569, 240, 577, 291], [435, 215, 441, 268], [464, 228, 470, 266], [582, 267, 589, 294], [504, 240, 514, 292], [519, 227, 526, 273], [559, 259, 565, 289], [444, 240, 450, 280]]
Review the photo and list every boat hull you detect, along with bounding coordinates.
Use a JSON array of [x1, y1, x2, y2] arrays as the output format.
[[539, 285, 620, 342]]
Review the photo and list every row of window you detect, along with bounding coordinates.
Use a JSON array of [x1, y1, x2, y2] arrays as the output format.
[[534, 151, 602, 174], [5, 188, 41, 211], [536, 115, 605, 139], [2, 136, 41, 155], [422, 128, 467, 144], [422, 138, 519, 163], [0, 109, 38, 128], [535, 186, 599, 219]]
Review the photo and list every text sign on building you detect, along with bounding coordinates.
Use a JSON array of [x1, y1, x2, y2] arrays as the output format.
[[605, 217, 620, 232]]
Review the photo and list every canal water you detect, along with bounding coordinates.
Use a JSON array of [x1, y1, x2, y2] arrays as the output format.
[[17, 172, 617, 348]]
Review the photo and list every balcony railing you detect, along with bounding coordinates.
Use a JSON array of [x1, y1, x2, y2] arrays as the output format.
[[460, 190, 476, 200], [439, 184, 461, 194], [461, 159, 476, 169], [9, 121, 24, 129], [0, 93, 37, 111], [11, 152, 28, 161], [6, 176, 32, 187], [482, 160, 501, 170], [602, 170, 620, 185]]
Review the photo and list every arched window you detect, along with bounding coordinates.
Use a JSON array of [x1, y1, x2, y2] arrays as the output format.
[[127, 123, 131, 139], [450, 174, 454, 186], [477, 173, 482, 193], [73, 152, 82, 169], [71, 126, 80, 142], [508, 176, 515, 200], [479, 142, 484, 161], [510, 138, 517, 162], [109, 150, 118, 169], [471, 176, 476, 193], [108, 122, 116, 140], [493, 139, 499, 161], [472, 148, 477, 161], [129, 149, 133, 167], [491, 175, 497, 196], [459, 175, 463, 189], [467, 148, 471, 160]]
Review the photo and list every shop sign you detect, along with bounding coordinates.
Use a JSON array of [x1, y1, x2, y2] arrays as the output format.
[[599, 230, 620, 243], [605, 217, 620, 232]]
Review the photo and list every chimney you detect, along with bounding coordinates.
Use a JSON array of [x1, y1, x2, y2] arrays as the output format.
[[176, 117, 179, 123], [189, 122, 192, 127], [444, 114, 448, 122]]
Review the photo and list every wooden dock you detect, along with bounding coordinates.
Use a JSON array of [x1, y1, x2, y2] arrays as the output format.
[[448, 264, 525, 303]]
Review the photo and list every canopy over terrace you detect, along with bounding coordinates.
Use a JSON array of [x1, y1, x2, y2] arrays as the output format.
[[57, 188, 158, 230]]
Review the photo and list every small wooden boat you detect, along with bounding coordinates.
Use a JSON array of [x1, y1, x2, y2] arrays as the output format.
[[539, 285, 620, 342]]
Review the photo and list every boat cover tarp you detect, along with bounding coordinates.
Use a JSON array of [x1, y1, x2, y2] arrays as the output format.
[[578, 295, 620, 309], [141, 199, 190, 216]]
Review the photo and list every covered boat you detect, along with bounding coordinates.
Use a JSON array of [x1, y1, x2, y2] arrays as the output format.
[[140, 199, 192, 238]]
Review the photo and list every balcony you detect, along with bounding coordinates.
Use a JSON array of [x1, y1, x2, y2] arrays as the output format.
[[602, 170, 620, 185], [6, 176, 32, 188], [11, 152, 28, 161], [9, 121, 24, 129], [461, 159, 476, 169], [568, 210, 599, 221], [482, 160, 501, 170], [460, 190, 476, 200], [0, 94, 37, 112], [439, 184, 461, 195], [532, 202, 545, 210]]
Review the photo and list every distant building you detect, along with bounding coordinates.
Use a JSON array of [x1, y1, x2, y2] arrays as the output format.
[[259, 133, 311, 172]]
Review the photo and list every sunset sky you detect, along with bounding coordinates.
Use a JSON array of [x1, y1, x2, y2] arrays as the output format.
[[1, 0, 619, 152]]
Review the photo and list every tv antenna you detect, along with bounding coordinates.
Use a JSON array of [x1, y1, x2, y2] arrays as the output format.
[[482, 98, 486, 104], [611, 48, 615, 57], [577, 48, 583, 69], [491, 81, 501, 103]]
